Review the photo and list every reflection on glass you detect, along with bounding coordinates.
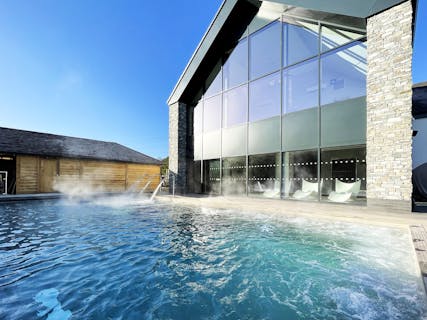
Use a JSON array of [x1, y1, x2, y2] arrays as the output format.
[[320, 147, 366, 203], [223, 85, 248, 128], [203, 94, 222, 132], [321, 25, 365, 52], [222, 156, 246, 195], [224, 39, 248, 90], [321, 41, 366, 106], [249, 72, 281, 122], [284, 20, 319, 66], [248, 153, 280, 198], [205, 61, 222, 98], [247, 1, 286, 34], [250, 21, 281, 80], [283, 58, 318, 114], [203, 159, 220, 194], [282, 150, 318, 200]]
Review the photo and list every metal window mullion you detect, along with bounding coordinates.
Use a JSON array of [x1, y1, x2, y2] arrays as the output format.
[[246, 28, 250, 197], [280, 19, 285, 200], [201, 98, 204, 189]]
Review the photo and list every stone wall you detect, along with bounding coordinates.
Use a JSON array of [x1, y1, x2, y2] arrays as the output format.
[[366, 0, 413, 210], [168, 101, 189, 194]]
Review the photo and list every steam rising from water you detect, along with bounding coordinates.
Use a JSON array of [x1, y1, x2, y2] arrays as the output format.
[[53, 176, 154, 207]]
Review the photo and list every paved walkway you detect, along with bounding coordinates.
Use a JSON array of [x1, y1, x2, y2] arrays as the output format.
[[157, 194, 427, 228]]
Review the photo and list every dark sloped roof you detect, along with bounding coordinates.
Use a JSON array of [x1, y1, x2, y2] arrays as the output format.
[[0, 127, 161, 165]]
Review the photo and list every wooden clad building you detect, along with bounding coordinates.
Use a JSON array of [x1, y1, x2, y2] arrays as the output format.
[[0, 127, 161, 195]]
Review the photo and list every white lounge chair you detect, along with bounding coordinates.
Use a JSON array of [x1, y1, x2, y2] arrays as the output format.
[[293, 179, 322, 200], [253, 181, 264, 193], [328, 179, 361, 202]]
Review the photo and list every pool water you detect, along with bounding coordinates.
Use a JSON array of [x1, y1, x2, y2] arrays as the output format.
[[0, 198, 426, 319]]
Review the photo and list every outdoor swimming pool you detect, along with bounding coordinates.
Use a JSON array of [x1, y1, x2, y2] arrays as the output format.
[[0, 198, 426, 319]]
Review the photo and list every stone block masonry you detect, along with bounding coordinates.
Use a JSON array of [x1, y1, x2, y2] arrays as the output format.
[[366, 0, 414, 211], [169, 102, 189, 194]]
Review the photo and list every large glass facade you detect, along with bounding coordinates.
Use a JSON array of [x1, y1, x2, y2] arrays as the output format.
[[193, 13, 367, 204]]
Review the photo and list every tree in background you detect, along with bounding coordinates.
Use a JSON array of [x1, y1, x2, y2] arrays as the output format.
[[161, 157, 169, 177]]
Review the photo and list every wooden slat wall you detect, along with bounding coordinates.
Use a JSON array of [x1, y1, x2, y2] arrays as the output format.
[[126, 164, 161, 192], [59, 159, 81, 177], [81, 160, 127, 192], [16, 156, 39, 194], [16, 156, 161, 194]]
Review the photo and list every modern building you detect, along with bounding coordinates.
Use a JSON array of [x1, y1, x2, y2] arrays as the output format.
[[168, 0, 418, 211], [0, 127, 161, 195]]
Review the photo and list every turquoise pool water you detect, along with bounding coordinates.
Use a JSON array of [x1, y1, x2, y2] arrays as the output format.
[[0, 198, 426, 319]]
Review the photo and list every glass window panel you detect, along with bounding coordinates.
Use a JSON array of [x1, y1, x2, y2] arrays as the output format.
[[283, 19, 319, 66], [283, 58, 318, 114], [194, 101, 202, 134], [321, 96, 366, 147], [223, 84, 248, 128], [222, 156, 247, 195], [248, 153, 280, 198], [249, 72, 281, 122], [250, 21, 281, 80], [203, 159, 220, 194], [205, 61, 222, 98], [222, 125, 246, 158], [203, 131, 221, 160], [249, 116, 280, 155], [321, 41, 366, 106], [282, 150, 318, 200], [321, 25, 365, 52], [203, 94, 222, 132], [194, 135, 202, 161], [320, 147, 366, 204], [224, 39, 248, 90], [282, 108, 318, 151]]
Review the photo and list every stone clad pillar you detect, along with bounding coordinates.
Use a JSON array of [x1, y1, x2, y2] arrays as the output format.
[[168, 101, 190, 194], [366, 0, 414, 211]]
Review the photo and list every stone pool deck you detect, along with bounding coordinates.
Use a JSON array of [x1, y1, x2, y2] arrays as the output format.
[[157, 194, 427, 290]]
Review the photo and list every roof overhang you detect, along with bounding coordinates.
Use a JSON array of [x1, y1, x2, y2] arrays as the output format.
[[168, 0, 417, 106], [266, 0, 409, 19]]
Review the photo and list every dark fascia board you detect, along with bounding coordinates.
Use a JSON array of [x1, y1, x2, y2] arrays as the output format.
[[167, 0, 260, 106], [266, 0, 407, 18]]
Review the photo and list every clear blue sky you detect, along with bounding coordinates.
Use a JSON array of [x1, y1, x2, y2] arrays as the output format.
[[0, 0, 425, 159]]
